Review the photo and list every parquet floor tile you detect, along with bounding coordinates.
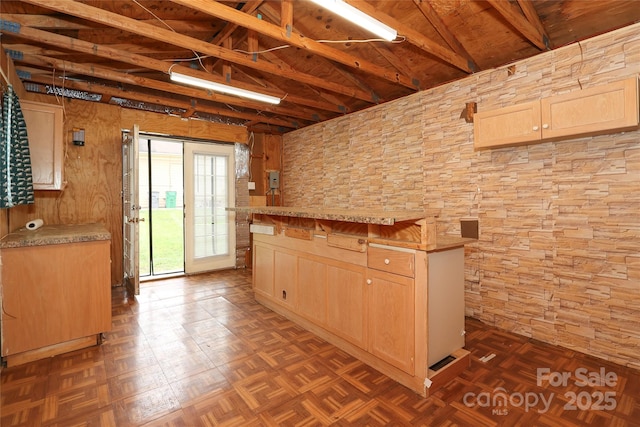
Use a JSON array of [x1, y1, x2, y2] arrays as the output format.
[[2, 268, 640, 426]]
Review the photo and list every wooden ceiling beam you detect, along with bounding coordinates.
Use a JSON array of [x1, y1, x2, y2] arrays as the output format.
[[412, 0, 478, 72], [280, 0, 293, 33], [0, 13, 92, 30], [4, 16, 343, 114], [17, 53, 323, 123], [344, 0, 473, 73], [23, 73, 301, 128], [516, 0, 552, 48], [19, 0, 378, 103], [210, 0, 263, 46], [169, 0, 420, 90], [486, 0, 550, 50], [255, 2, 369, 109]]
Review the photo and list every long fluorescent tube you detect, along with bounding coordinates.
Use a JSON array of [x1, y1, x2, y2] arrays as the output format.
[[309, 0, 397, 41], [170, 72, 281, 105]]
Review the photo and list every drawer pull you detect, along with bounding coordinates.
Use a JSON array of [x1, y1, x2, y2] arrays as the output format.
[[366, 279, 373, 285], [384, 258, 390, 265]]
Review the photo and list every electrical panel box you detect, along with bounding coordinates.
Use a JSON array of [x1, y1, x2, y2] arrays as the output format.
[[269, 171, 280, 189]]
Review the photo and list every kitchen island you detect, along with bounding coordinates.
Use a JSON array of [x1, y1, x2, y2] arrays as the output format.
[[0, 223, 112, 366], [229, 207, 474, 396]]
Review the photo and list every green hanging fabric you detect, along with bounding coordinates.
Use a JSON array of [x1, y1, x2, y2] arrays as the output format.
[[1, 86, 35, 208]]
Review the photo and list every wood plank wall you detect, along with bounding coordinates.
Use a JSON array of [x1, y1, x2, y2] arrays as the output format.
[[282, 24, 640, 369], [3, 97, 247, 286]]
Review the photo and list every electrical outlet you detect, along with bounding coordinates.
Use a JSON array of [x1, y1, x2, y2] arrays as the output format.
[[248, 181, 256, 190]]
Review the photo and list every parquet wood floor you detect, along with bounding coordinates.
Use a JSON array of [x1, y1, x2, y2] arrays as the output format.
[[2, 268, 639, 426]]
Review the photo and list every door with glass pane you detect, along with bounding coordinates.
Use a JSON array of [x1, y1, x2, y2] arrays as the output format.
[[122, 124, 140, 295], [184, 143, 236, 273]]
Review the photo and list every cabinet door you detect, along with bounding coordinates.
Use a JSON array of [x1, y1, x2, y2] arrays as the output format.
[[326, 264, 367, 349], [274, 250, 297, 308], [253, 243, 274, 297], [1, 241, 111, 356], [367, 269, 415, 374], [297, 257, 327, 324], [541, 77, 639, 140], [473, 100, 541, 149], [20, 100, 64, 190]]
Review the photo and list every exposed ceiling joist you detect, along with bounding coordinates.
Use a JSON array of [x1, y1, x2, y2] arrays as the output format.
[[2, 0, 637, 134], [412, 0, 478, 71], [23, 73, 297, 128], [20, 0, 379, 103], [345, 0, 474, 73], [5, 21, 340, 116], [487, 0, 550, 50], [169, 0, 419, 90]]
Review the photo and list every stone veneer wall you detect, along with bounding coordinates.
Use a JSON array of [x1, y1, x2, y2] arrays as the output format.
[[282, 24, 640, 369]]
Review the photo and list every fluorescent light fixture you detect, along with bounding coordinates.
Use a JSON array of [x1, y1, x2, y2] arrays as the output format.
[[170, 72, 281, 105], [309, 0, 397, 41]]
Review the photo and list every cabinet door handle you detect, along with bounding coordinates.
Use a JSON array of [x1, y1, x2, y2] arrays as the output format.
[[542, 123, 549, 129], [384, 258, 390, 265], [366, 279, 373, 285], [532, 125, 539, 131]]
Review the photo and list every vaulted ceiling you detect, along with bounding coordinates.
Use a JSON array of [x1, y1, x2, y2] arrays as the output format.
[[1, 1, 639, 134]]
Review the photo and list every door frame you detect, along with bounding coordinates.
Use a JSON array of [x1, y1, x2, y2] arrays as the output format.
[[184, 142, 237, 273]]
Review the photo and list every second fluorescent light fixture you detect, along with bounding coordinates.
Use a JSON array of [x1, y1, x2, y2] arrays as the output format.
[[309, 0, 397, 41], [170, 72, 281, 105]]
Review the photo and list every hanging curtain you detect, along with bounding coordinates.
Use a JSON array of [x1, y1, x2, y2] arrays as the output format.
[[1, 85, 35, 208]]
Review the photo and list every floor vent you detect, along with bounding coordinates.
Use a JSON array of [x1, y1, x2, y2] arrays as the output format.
[[429, 355, 456, 371]]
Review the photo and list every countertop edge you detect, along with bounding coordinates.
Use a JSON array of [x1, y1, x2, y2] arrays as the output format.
[[0, 223, 111, 249], [227, 206, 427, 225]]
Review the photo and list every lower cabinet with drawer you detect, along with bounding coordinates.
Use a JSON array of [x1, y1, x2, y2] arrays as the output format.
[[252, 226, 470, 397]]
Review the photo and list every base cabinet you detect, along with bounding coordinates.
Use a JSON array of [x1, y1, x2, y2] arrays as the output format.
[[297, 258, 327, 324], [1, 239, 111, 366], [252, 229, 469, 396], [325, 263, 367, 350], [253, 243, 274, 298], [367, 269, 415, 374]]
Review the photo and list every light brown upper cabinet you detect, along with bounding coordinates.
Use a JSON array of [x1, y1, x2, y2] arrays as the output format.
[[20, 100, 65, 190], [474, 76, 640, 149]]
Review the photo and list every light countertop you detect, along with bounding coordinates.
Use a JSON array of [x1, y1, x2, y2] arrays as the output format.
[[227, 206, 427, 225], [0, 223, 111, 248]]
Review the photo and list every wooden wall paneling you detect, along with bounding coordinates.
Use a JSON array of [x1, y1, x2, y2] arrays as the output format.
[[0, 210, 7, 238], [249, 133, 267, 197], [119, 109, 248, 144], [5, 95, 250, 287]]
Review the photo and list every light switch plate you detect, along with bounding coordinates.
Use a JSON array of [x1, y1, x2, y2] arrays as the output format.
[[248, 181, 256, 190]]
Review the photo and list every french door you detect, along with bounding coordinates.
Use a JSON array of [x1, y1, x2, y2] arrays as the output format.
[[184, 142, 236, 273], [125, 132, 236, 287], [122, 124, 140, 295]]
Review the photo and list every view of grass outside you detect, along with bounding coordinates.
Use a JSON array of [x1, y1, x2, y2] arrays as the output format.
[[139, 208, 184, 275]]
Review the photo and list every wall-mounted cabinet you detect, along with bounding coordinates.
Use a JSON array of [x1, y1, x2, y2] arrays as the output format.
[[474, 77, 640, 149], [20, 100, 65, 190]]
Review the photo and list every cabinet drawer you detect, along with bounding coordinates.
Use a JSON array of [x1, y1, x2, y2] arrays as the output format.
[[367, 246, 414, 277]]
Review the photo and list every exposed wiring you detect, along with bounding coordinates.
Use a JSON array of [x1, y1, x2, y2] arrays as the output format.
[[233, 36, 406, 56], [132, 0, 176, 33], [132, 0, 207, 74], [316, 36, 406, 44], [130, 0, 405, 83]]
